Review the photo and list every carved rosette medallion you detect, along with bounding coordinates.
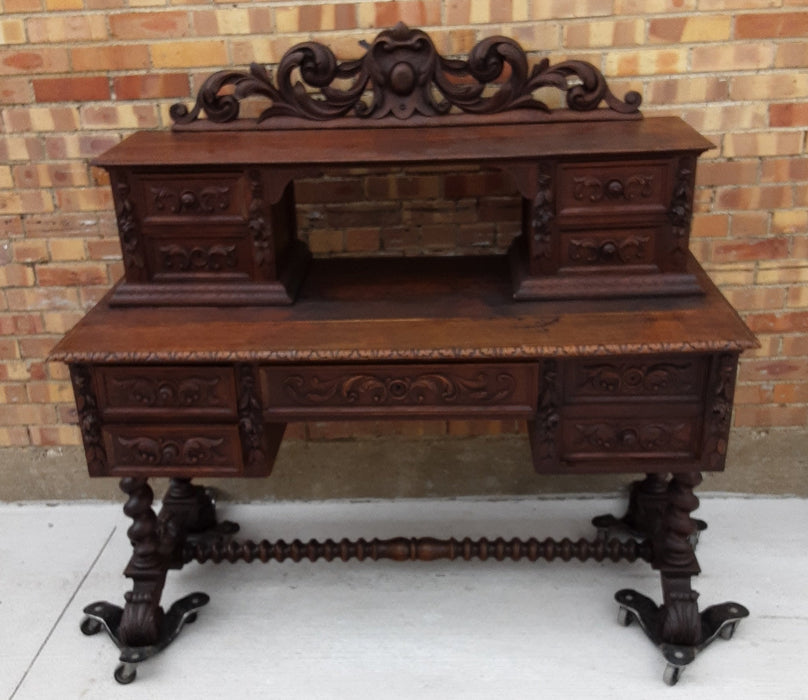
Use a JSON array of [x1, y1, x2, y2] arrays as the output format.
[[237, 365, 267, 471], [568, 235, 650, 265], [572, 175, 653, 202], [150, 185, 231, 215], [70, 364, 107, 473], [170, 23, 641, 126], [281, 371, 517, 407], [668, 159, 694, 264]]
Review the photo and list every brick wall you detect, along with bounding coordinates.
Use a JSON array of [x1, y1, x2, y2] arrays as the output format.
[[1, 0, 807, 449]]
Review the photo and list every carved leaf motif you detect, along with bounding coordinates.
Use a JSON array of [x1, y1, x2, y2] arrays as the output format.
[[117, 436, 226, 465], [281, 371, 516, 406], [171, 23, 641, 125], [111, 376, 222, 407], [568, 235, 650, 265], [70, 365, 107, 473], [158, 244, 238, 272], [578, 362, 695, 395], [535, 360, 560, 460], [150, 185, 231, 214], [573, 422, 691, 452], [237, 365, 266, 470]]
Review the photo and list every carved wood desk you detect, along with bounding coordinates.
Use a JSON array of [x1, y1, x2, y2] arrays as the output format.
[[51, 26, 756, 687]]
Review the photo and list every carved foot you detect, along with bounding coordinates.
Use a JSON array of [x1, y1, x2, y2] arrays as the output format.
[[80, 593, 209, 684], [614, 589, 748, 685], [592, 474, 706, 546]]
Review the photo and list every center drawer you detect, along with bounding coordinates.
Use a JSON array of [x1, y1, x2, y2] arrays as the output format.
[[261, 363, 539, 419]]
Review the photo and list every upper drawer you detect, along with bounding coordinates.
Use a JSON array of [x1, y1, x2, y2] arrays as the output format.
[[95, 366, 238, 420], [262, 363, 538, 419], [556, 160, 670, 220], [564, 356, 706, 403], [133, 171, 249, 221]]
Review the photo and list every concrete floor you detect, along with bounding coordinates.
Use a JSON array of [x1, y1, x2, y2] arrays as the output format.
[[2, 496, 806, 699]]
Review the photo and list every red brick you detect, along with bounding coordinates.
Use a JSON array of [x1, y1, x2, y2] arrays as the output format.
[[712, 238, 789, 263], [783, 336, 808, 356], [695, 160, 759, 187], [746, 311, 808, 334], [742, 359, 807, 381], [0, 77, 30, 104], [109, 11, 191, 39], [760, 157, 808, 183], [374, 0, 441, 27], [715, 185, 793, 211], [72, 45, 150, 72], [113, 73, 190, 100], [736, 12, 808, 39], [0, 48, 70, 75], [33, 76, 110, 103], [734, 405, 808, 428], [770, 103, 808, 127], [36, 263, 109, 287]]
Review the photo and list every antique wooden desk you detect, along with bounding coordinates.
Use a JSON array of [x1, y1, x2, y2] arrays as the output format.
[[51, 26, 756, 686]]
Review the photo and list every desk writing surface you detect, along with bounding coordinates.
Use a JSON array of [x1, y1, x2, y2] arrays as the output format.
[[92, 117, 713, 169], [51, 255, 755, 364]]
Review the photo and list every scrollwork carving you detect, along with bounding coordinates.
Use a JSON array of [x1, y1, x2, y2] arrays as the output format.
[[248, 170, 274, 278], [530, 165, 555, 260], [158, 243, 238, 272], [170, 23, 641, 126], [70, 364, 107, 474], [114, 175, 143, 269], [535, 359, 561, 461], [577, 361, 696, 396], [572, 175, 653, 202], [111, 375, 223, 408], [150, 185, 231, 214], [568, 235, 650, 265], [281, 370, 517, 406], [704, 353, 737, 470], [573, 422, 691, 452], [237, 364, 266, 471], [117, 436, 226, 466], [668, 160, 694, 263]]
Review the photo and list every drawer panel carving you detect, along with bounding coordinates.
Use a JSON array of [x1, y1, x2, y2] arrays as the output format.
[[96, 366, 237, 419], [136, 172, 248, 220], [561, 416, 698, 461], [565, 357, 705, 402], [103, 424, 243, 475], [142, 229, 254, 281], [561, 229, 657, 270], [557, 161, 669, 218], [262, 363, 538, 418]]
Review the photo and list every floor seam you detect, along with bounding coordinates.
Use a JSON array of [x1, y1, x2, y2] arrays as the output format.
[[9, 525, 117, 700]]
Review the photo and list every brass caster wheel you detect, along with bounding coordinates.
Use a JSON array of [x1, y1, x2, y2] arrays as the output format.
[[80, 617, 102, 636], [114, 662, 137, 685], [663, 663, 684, 686]]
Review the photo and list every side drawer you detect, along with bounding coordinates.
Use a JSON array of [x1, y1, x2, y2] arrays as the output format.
[[102, 424, 243, 477], [564, 356, 707, 403], [261, 363, 539, 419], [135, 171, 249, 221], [558, 403, 702, 467], [556, 160, 670, 221], [95, 366, 238, 421]]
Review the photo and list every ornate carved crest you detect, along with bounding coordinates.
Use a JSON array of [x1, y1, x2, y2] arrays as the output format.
[[171, 23, 641, 128]]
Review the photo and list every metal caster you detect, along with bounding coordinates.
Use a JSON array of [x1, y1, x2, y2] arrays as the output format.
[[663, 663, 684, 686], [80, 617, 103, 636], [617, 606, 633, 627], [114, 662, 137, 685]]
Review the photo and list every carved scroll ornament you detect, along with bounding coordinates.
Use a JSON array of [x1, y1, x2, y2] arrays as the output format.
[[171, 23, 641, 127]]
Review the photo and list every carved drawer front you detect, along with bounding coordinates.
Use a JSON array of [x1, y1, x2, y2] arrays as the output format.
[[136, 171, 248, 221], [142, 226, 254, 282], [261, 363, 538, 419], [556, 160, 669, 221], [564, 357, 706, 403], [95, 366, 237, 420], [560, 228, 658, 271], [559, 404, 702, 469], [103, 424, 243, 476]]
